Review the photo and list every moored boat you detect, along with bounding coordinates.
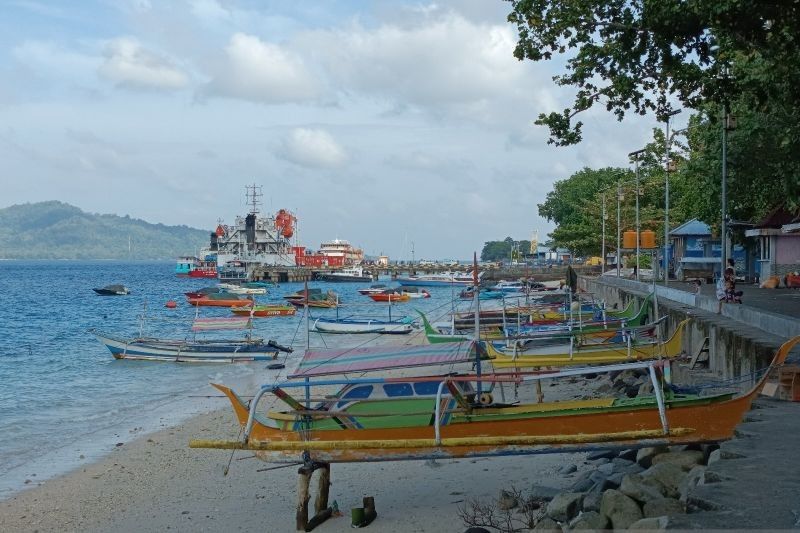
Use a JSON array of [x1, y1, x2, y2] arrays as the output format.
[[93, 284, 130, 296], [316, 267, 373, 283], [368, 289, 410, 303], [188, 293, 254, 307], [395, 271, 480, 287], [357, 284, 388, 295], [90, 316, 293, 363], [232, 305, 297, 317], [312, 317, 414, 335], [285, 289, 339, 308]]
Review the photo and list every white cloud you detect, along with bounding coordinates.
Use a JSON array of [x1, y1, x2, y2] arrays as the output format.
[[99, 37, 189, 90], [302, 10, 546, 123], [277, 128, 348, 168], [204, 33, 320, 104]]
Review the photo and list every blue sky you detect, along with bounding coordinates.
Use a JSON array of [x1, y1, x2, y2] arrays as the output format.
[[0, 0, 663, 259]]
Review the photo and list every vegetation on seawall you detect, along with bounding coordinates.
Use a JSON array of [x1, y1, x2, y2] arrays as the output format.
[[0, 201, 209, 260]]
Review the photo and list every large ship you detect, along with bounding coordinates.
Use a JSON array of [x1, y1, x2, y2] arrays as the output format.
[[209, 185, 297, 280], [318, 239, 364, 265]]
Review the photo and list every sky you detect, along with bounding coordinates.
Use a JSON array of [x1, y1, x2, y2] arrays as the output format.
[[0, 0, 664, 260]]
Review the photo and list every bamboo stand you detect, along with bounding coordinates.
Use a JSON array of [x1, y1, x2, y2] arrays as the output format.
[[296, 461, 332, 531]]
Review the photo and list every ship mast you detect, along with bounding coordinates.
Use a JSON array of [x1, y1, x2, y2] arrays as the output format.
[[245, 183, 263, 215]]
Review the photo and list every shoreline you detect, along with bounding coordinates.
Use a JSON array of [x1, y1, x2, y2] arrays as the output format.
[[0, 375, 597, 532]]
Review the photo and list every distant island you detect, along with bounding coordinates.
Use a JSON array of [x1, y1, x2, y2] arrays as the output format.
[[0, 201, 209, 260]]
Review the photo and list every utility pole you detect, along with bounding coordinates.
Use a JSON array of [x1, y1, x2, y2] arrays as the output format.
[[721, 103, 729, 275], [629, 149, 646, 282], [664, 109, 681, 285], [601, 194, 606, 275], [616, 180, 622, 278]]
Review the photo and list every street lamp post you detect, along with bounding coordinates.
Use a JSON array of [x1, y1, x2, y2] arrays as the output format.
[[616, 180, 622, 277], [721, 103, 730, 274], [629, 149, 646, 282], [601, 193, 606, 275], [664, 109, 681, 285]]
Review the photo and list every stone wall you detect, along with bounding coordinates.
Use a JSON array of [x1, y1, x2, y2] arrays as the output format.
[[580, 276, 788, 382]]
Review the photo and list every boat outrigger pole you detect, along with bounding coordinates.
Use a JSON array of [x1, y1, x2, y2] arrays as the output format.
[[473, 252, 482, 399]]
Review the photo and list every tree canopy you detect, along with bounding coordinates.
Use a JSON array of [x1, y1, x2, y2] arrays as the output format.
[[506, 0, 800, 149]]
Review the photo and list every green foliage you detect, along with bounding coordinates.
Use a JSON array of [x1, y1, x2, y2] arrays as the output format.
[[481, 237, 533, 262], [0, 201, 210, 260], [506, 0, 800, 148], [537, 167, 633, 256]]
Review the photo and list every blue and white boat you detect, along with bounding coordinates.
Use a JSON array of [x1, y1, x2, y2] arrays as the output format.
[[396, 271, 481, 287], [312, 316, 414, 335], [90, 316, 293, 363]]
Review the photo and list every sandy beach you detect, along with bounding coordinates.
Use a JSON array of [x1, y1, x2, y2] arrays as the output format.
[[0, 377, 595, 533]]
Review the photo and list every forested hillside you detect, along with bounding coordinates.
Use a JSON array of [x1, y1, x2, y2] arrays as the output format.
[[0, 201, 209, 260]]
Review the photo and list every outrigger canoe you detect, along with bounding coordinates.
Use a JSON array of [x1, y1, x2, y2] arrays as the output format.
[[485, 319, 688, 368], [313, 317, 414, 335], [192, 335, 800, 463], [232, 305, 296, 317]]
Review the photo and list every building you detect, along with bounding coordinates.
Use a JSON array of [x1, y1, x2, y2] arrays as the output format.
[[670, 218, 746, 281], [744, 205, 800, 281]]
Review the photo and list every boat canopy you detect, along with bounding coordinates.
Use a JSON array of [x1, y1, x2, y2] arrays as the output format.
[[290, 341, 477, 378], [191, 316, 252, 331]]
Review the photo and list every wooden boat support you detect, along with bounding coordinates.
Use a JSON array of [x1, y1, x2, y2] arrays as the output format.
[[296, 461, 332, 532]]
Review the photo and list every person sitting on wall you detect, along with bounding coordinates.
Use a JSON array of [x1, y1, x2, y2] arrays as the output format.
[[717, 268, 742, 313]]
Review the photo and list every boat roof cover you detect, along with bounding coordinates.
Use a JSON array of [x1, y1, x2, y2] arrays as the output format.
[[191, 316, 252, 331], [290, 341, 476, 378]]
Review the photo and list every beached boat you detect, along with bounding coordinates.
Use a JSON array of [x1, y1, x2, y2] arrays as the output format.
[[484, 318, 687, 368], [92, 284, 130, 296], [90, 317, 293, 363], [316, 267, 373, 283], [312, 317, 414, 335], [368, 290, 410, 303], [232, 305, 296, 317], [193, 335, 800, 463]]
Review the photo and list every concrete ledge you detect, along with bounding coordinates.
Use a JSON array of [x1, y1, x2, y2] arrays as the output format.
[[585, 276, 800, 338]]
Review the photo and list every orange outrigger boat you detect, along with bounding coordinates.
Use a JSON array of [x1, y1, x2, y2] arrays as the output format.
[[191, 335, 800, 463]]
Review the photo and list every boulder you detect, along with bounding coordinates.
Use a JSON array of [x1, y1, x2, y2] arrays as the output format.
[[606, 472, 624, 489], [637, 380, 654, 396], [678, 465, 706, 503], [612, 457, 635, 469], [643, 497, 685, 517], [620, 474, 666, 503], [641, 463, 685, 499], [570, 477, 595, 493], [546, 492, 584, 523], [629, 516, 669, 530], [559, 464, 578, 475], [707, 449, 721, 465], [533, 516, 562, 531], [618, 448, 638, 461], [596, 462, 614, 476], [651, 450, 704, 471], [568, 510, 610, 530], [586, 449, 617, 461], [498, 489, 518, 510], [635, 446, 668, 468], [582, 490, 603, 513], [614, 462, 645, 477], [600, 489, 643, 530], [529, 484, 562, 502]]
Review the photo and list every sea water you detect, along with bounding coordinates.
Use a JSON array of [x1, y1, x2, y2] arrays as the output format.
[[0, 261, 465, 498]]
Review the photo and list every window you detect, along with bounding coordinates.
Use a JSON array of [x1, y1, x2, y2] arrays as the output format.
[[337, 385, 373, 408], [414, 381, 446, 396], [382, 383, 413, 397]]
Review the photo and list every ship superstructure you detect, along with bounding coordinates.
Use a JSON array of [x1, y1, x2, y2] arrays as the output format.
[[318, 239, 364, 265], [211, 185, 297, 280]]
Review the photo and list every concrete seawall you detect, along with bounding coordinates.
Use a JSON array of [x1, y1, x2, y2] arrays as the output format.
[[579, 276, 796, 382]]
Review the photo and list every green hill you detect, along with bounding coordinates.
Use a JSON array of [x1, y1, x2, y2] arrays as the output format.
[[0, 201, 210, 260]]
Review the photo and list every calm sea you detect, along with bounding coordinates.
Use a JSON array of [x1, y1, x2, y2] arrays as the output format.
[[0, 261, 460, 498]]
